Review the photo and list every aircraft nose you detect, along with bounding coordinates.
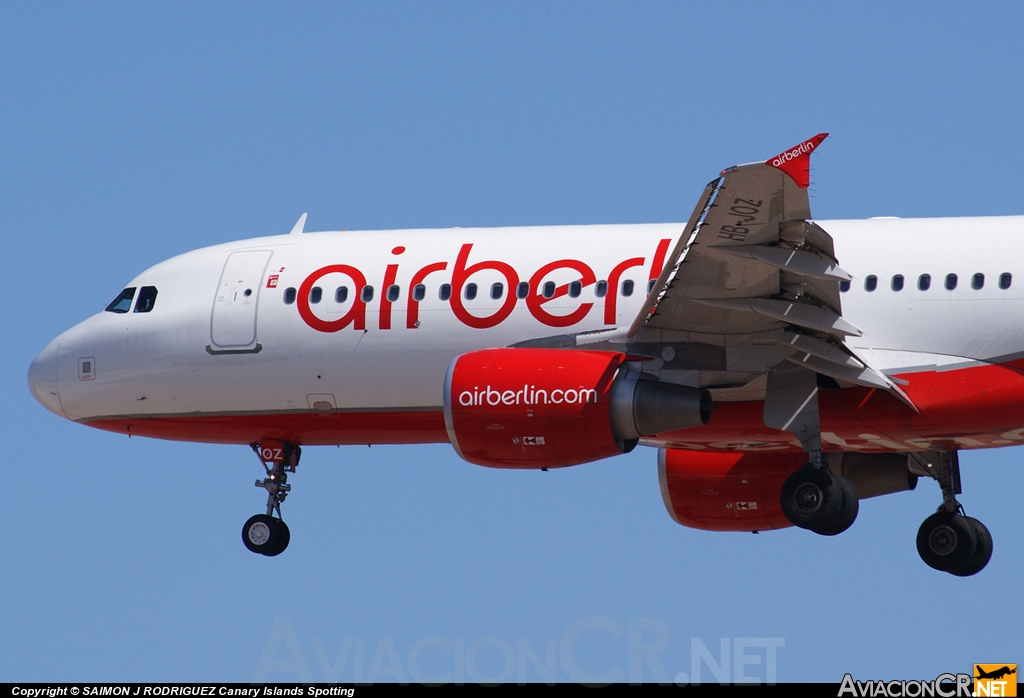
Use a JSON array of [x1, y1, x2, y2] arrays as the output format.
[[28, 338, 67, 419]]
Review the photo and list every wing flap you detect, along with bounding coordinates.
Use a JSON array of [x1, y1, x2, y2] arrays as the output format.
[[532, 136, 914, 412], [714, 244, 851, 281], [618, 134, 915, 410], [689, 297, 862, 338], [638, 141, 837, 338]]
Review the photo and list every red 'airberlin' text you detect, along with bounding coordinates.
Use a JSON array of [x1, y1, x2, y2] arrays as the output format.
[[295, 239, 672, 332]]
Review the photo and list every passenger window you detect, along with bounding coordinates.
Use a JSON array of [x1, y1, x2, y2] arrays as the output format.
[[595, 280, 608, 298], [335, 286, 348, 303], [361, 286, 374, 302], [284, 288, 296, 305], [918, 274, 931, 291], [516, 282, 529, 299], [647, 279, 657, 294], [134, 286, 158, 313], [972, 273, 984, 290], [569, 281, 582, 298], [439, 284, 452, 301], [945, 274, 958, 290], [490, 283, 504, 300], [542, 281, 556, 299], [839, 280, 850, 293], [413, 284, 426, 302], [310, 287, 323, 304], [1000, 273, 1012, 290], [622, 280, 635, 297], [465, 283, 477, 300], [891, 275, 904, 292], [105, 287, 137, 314], [387, 285, 400, 302], [864, 275, 877, 292]]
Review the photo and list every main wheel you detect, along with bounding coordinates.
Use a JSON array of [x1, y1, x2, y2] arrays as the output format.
[[242, 514, 290, 556], [811, 475, 859, 536], [948, 517, 992, 577], [916, 511, 977, 572], [780, 468, 844, 530]]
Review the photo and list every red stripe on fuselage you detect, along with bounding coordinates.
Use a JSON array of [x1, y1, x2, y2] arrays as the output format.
[[84, 410, 449, 446], [80, 359, 1024, 452], [658, 358, 1024, 452]]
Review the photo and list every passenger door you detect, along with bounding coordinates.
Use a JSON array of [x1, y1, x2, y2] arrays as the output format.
[[209, 250, 273, 353]]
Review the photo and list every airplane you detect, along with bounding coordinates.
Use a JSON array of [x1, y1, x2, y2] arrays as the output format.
[[975, 666, 1016, 681], [28, 133, 1015, 576]]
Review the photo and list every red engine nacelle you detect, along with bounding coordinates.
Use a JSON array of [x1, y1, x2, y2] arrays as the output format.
[[444, 348, 711, 468], [659, 449, 803, 532], [445, 348, 626, 468], [659, 449, 920, 532]]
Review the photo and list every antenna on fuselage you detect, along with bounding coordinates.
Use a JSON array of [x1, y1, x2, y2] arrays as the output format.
[[289, 213, 308, 236]]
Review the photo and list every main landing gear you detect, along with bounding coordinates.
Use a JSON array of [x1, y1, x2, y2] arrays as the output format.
[[764, 364, 993, 574], [911, 451, 992, 577], [242, 440, 300, 557], [765, 364, 860, 536], [780, 455, 859, 536]]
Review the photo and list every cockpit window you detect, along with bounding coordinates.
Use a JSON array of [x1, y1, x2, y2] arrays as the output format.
[[105, 287, 137, 314], [134, 286, 158, 313]]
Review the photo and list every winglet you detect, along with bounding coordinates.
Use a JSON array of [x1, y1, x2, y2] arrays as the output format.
[[766, 133, 828, 188], [289, 213, 308, 236]]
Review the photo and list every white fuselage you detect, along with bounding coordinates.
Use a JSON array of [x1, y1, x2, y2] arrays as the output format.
[[28, 216, 1024, 448]]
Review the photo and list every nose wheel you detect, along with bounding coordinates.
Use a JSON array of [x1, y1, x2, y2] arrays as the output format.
[[243, 440, 300, 556], [243, 514, 291, 556]]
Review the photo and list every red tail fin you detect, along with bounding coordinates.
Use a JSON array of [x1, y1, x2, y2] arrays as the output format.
[[766, 133, 828, 188]]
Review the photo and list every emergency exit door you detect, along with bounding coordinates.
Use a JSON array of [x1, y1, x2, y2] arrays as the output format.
[[209, 250, 273, 352]]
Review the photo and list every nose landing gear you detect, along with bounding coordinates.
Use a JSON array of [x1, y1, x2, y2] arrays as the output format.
[[911, 451, 992, 576], [243, 513, 291, 556], [242, 440, 300, 557]]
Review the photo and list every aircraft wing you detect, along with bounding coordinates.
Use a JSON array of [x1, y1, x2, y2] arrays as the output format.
[[624, 134, 912, 403]]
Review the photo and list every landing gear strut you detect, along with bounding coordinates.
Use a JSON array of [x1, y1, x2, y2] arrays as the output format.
[[911, 451, 992, 576], [765, 365, 859, 536], [242, 440, 300, 557]]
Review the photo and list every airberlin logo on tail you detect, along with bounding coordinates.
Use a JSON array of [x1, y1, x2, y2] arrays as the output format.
[[766, 133, 828, 189], [770, 138, 821, 168], [459, 385, 599, 407]]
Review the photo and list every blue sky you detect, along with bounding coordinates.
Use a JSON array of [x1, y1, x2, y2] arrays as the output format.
[[2, 1, 1022, 683]]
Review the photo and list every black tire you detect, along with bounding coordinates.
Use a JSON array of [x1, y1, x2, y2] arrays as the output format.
[[811, 475, 859, 536], [916, 511, 977, 572], [264, 518, 290, 557], [780, 468, 843, 530], [948, 517, 992, 577], [242, 514, 289, 556]]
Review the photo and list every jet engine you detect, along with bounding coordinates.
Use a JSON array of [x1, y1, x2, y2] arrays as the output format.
[[659, 449, 920, 532], [444, 348, 712, 468]]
